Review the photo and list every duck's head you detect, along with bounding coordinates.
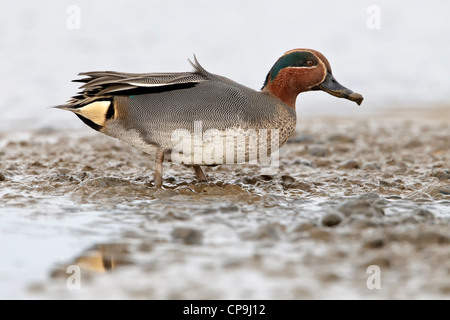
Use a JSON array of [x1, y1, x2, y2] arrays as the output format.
[[262, 49, 363, 109]]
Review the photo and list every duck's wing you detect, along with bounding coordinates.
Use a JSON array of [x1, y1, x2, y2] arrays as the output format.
[[61, 56, 212, 107]]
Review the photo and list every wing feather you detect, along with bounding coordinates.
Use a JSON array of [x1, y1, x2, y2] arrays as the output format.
[[64, 55, 211, 107]]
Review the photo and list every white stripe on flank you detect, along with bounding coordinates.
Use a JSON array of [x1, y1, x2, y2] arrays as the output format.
[[127, 82, 172, 87]]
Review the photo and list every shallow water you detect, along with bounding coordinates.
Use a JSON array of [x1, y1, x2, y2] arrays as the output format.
[[1, 107, 449, 299]]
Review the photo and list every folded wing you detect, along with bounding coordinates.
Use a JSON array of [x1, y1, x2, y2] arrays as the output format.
[[63, 56, 211, 107]]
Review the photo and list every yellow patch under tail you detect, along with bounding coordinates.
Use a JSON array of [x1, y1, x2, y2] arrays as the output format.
[[72, 101, 111, 127]]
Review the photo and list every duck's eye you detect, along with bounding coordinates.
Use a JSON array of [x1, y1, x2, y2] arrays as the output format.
[[307, 60, 315, 66]]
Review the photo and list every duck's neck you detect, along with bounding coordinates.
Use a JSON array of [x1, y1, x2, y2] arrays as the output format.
[[262, 83, 298, 109], [262, 68, 313, 110]]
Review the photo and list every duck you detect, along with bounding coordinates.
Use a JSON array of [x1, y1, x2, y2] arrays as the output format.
[[55, 49, 363, 188]]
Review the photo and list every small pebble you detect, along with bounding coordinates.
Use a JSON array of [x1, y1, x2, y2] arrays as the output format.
[[82, 165, 94, 172], [339, 159, 360, 169], [292, 158, 313, 167], [30, 161, 45, 168], [200, 207, 219, 215], [0, 171, 6, 181], [315, 159, 332, 167], [321, 212, 343, 227], [159, 211, 190, 221], [281, 175, 296, 183], [57, 167, 71, 174], [379, 180, 394, 187], [415, 232, 449, 247], [358, 193, 383, 201], [328, 134, 355, 143], [308, 229, 332, 242], [365, 256, 391, 268], [349, 216, 379, 229], [243, 223, 283, 241], [362, 162, 381, 170], [413, 207, 435, 220], [309, 145, 330, 157], [291, 222, 316, 233], [404, 139, 422, 148], [337, 199, 384, 217], [220, 204, 240, 213], [259, 174, 274, 181], [363, 238, 385, 249], [171, 227, 203, 245], [320, 272, 341, 283], [281, 176, 311, 191], [297, 181, 312, 191], [431, 169, 450, 181]]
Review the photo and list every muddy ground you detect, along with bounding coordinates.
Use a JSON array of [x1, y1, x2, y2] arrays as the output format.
[[1, 107, 449, 299]]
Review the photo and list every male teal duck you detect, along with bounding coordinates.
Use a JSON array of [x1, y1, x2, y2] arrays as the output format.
[[56, 49, 363, 188]]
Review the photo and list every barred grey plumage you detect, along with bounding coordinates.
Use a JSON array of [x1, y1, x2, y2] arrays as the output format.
[[57, 56, 296, 164], [56, 49, 362, 187]]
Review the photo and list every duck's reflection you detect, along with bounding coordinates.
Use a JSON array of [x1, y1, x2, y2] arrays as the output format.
[[74, 243, 130, 272]]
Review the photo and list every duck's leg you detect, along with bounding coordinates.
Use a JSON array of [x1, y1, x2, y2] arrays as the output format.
[[154, 149, 165, 188], [193, 165, 207, 182]]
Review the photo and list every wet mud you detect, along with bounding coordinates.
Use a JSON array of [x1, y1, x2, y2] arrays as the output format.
[[1, 107, 449, 299]]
